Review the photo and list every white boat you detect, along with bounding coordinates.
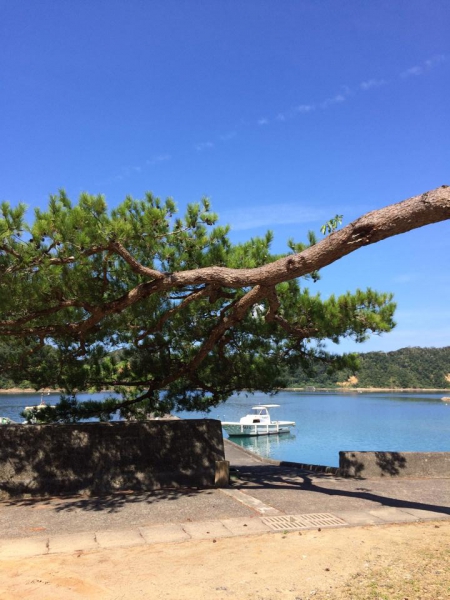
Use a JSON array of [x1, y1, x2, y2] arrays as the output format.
[[221, 404, 295, 437], [23, 393, 55, 423]]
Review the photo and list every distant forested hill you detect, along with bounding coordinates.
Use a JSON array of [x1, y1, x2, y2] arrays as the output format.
[[285, 346, 450, 389], [1, 343, 449, 391]]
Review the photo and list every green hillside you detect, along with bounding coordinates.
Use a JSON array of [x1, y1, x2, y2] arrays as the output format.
[[285, 346, 450, 389], [1, 343, 450, 391]]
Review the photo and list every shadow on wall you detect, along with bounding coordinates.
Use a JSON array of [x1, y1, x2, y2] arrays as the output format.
[[339, 452, 365, 478], [0, 420, 225, 498], [339, 450, 450, 478], [375, 451, 407, 476], [339, 451, 407, 478]]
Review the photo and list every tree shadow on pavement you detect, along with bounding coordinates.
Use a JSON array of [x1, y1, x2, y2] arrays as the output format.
[[2, 487, 216, 514], [232, 463, 450, 517]]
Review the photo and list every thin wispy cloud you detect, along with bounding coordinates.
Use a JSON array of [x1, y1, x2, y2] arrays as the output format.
[[320, 93, 346, 109], [402, 65, 423, 78], [320, 85, 351, 109], [392, 273, 416, 284], [105, 51, 449, 187], [220, 204, 328, 231], [360, 78, 387, 91], [116, 156, 171, 179], [394, 272, 450, 285], [184, 54, 448, 170], [146, 154, 171, 165], [219, 131, 237, 141], [98, 153, 171, 186], [188, 53, 446, 160], [296, 104, 315, 113], [276, 104, 315, 122], [115, 52, 448, 187], [401, 54, 447, 78], [195, 141, 214, 151], [113, 165, 142, 181], [254, 53, 446, 132], [424, 54, 447, 68]]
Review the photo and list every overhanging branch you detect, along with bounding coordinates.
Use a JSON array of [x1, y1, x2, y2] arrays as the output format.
[[1, 186, 448, 342]]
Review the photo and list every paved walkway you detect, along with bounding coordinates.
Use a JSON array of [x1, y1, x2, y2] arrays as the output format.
[[1, 440, 449, 558]]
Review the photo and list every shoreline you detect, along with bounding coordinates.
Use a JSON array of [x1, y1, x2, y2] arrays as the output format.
[[0, 388, 60, 395], [0, 388, 43, 394], [1, 386, 450, 395], [283, 386, 450, 393]]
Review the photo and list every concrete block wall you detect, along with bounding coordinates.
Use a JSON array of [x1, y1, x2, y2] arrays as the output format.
[[339, 451, 450, 478], [0, 419, 225, 498]]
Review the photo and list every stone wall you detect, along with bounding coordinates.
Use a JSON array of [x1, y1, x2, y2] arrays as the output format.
[[0, 419, 225, 498], [339, 451, 450, 478]]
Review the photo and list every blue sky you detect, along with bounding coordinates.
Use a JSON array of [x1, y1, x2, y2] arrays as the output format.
[[1, 1, 449, 354]]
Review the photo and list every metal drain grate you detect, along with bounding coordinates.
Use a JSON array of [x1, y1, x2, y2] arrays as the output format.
[[261, 513, 347, 531]]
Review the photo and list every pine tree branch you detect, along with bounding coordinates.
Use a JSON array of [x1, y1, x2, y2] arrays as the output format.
[[1, 186, 448, 341]]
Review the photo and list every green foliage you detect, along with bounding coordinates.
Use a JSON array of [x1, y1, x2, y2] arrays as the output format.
[[320, 214, 343, 235], [285, 346, 450, 389], [0, 191, 398, 421]]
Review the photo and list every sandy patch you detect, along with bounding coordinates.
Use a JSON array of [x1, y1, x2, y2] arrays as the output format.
[[0, 521, 449, 599]]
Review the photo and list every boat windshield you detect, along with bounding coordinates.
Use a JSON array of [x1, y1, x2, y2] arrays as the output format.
[[250, 408, 267, 416]]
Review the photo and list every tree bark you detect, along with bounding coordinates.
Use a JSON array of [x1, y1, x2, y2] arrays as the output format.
[[1, 185, 449, 340], [161, 185, 450, 288]]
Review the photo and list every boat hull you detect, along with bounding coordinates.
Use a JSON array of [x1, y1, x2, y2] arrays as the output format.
[[222, 421, 295, 437]]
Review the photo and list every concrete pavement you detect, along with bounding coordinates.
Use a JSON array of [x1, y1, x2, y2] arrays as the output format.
[[1, 439, 449, 558]]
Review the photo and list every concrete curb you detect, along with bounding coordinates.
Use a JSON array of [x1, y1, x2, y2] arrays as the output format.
[[1, 509, 449, 559]]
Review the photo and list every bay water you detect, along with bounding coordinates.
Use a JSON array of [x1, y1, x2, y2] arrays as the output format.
[[1, 390, 449, 467]]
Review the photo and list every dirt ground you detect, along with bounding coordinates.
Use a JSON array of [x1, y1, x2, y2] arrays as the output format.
[[0, 521, 449, 600]]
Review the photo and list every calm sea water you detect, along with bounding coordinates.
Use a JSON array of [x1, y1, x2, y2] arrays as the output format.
[[179, 391, 450, 467], [1, 390, 449, 467]]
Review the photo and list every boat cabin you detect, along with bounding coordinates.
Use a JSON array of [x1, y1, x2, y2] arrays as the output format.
[[221, 403, 294, 437], [240, 404, 279, 425]]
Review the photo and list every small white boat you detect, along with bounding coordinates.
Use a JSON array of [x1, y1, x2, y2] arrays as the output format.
[[23, 393, 55, 424], [221, 404, 295, 437]]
